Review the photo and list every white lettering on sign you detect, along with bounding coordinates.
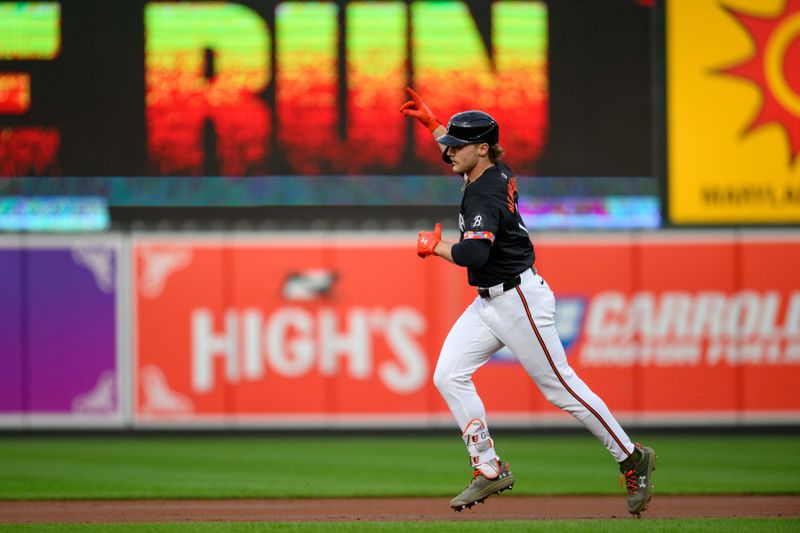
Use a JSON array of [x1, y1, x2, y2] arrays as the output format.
[[580, 291, 800, 367], [266, 307, 316, 377], [192, 309, 239, 393], [191, 306, 428, 394]]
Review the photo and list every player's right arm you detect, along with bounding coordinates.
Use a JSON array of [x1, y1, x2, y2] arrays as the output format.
[[400, 86, 447, 155], [445, 193, 499, 267], [417, 223, 491, 267]]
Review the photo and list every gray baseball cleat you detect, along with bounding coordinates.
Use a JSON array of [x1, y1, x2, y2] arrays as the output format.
[[620, 445, 657, 517], [450, 460, 515, 511]]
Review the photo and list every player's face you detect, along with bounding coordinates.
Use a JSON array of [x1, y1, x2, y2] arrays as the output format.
[[447, 143, 486, 174]]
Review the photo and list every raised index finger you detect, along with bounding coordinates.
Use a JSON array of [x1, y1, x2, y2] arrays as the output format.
[[405, 86, 421, 102]]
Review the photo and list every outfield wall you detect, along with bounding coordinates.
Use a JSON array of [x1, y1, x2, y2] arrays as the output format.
[[0, 235, 126, 427], [2, 231, 799, 429]]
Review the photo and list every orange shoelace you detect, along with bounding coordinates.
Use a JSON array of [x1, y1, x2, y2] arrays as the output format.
[[620, 470, 638, 494]]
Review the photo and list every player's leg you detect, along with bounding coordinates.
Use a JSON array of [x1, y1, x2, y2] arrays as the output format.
[[434, 297, 502, 464], [434, 297, 515, 509], [490, 270, 655, 515], [434, 300, 498, 422], [491, 272, 634, 458]]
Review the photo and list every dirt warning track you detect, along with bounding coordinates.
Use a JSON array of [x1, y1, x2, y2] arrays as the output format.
[[1, 495, 799, 523]]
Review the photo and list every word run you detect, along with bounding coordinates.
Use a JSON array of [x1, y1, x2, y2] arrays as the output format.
[[191, 306, 428, 394], [1, 2, 546, 175], [580, 290, 800, 366], [145, 1, 546, 175]]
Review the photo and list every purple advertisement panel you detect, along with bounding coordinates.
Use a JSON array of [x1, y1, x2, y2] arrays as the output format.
[[0, 248, 23, 413], [26, 244, 118, 416]]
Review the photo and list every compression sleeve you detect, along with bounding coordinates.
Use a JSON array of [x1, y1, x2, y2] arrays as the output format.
[[451, 239, 491, 268]]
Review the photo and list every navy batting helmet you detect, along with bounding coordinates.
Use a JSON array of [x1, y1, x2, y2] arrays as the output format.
[[436, 110, 499, 163]]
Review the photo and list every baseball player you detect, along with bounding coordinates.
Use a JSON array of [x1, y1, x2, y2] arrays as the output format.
[[400, 87, 656, 516]]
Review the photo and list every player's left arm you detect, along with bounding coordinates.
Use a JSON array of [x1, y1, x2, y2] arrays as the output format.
[[432, 240, 456, 263], [418, 225, 492, 267], [418, 199, 498, 266], [445, 195, 502, 266], [415, 223, 454, 261], [417, 223, 447, 260]]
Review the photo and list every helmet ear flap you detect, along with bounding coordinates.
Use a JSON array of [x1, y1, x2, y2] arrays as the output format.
[[441, 146, 453, 164]]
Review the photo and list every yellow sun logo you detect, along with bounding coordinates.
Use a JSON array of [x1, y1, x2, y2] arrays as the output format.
[[720, 0, 800, 165]]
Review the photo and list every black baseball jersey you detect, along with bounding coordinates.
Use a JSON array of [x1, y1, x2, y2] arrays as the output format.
[[458, 161, 535, 287]]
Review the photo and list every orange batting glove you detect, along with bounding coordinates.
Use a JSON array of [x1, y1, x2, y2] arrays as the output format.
[[400, 86, 442, 132], [417, 223, 442, 258]]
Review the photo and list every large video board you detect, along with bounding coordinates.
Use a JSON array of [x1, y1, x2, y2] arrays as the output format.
[[0, 0, 655, 178], [1, 1, 550, 176]]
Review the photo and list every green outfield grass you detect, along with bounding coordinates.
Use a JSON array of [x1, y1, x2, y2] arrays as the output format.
[[0, 433, 798, 499]]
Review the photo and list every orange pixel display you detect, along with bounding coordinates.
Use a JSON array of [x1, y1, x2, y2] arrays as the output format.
[[144, 1, 549, 176], [0, 3, 60, 176], [0, 74, 31, 115]]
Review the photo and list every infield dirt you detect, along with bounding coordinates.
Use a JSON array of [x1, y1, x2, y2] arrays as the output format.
[[1, 496, 799, 523]]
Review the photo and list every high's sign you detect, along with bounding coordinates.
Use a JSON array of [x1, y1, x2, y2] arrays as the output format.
[[133, 238, 462, 420]]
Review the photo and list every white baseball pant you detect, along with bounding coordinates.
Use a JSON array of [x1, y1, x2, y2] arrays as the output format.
[[433, 267, 635, 463]]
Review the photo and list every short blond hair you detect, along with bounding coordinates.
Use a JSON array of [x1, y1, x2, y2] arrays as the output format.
[[488, 143, 505, 162]]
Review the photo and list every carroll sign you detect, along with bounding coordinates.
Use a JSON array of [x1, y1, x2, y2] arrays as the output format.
[[581, 290, 800, 366]]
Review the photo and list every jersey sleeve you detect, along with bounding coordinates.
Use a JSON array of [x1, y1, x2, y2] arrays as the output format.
[[451, 238, 491, 268], [462, 193, 501, 243]]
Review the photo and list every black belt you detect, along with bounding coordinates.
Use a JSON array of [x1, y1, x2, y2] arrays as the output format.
[[477, 275, 522, 299], [477, 267, 536, 299]]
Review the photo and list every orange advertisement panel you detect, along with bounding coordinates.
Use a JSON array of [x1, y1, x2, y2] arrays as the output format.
[[538, 232, 800, 423], [135, 241, 227, 418], [133, 233, 800, 426], [626, 235, 739, 415], [738, 233, 800, 413], [530, 235, 638, 419], [667, 0, 800, 224], [133, 236, 471, 424]]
